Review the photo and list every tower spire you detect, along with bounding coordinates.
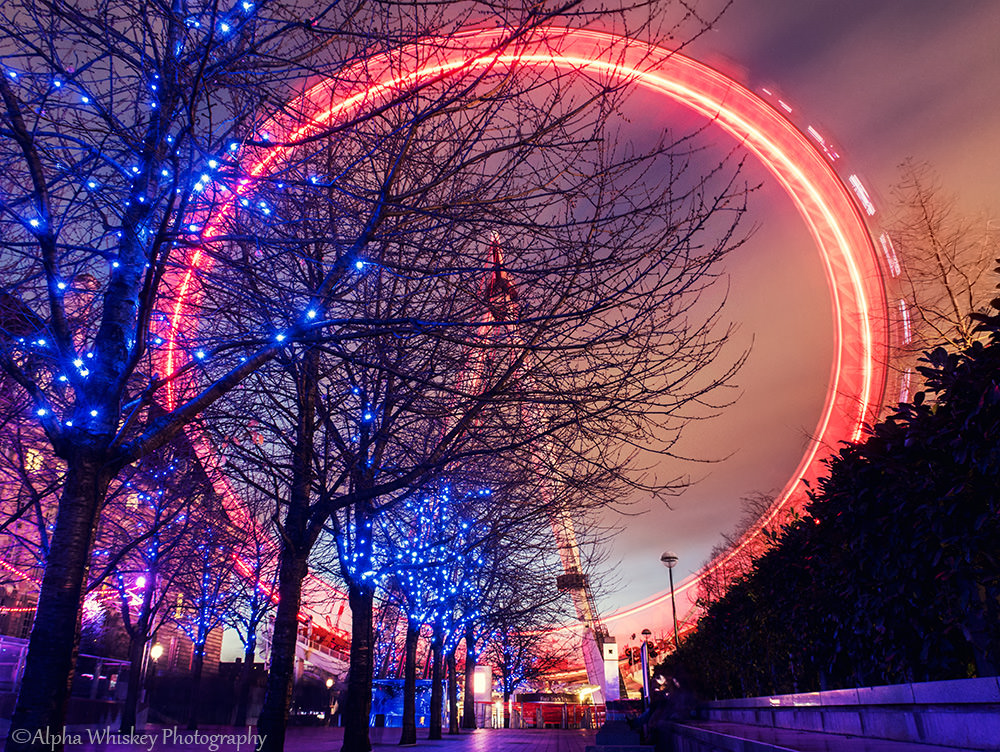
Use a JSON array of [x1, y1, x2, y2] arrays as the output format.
[[484, 232, 518, 322]]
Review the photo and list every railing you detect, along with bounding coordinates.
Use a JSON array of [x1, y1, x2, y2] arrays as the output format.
[[0, 635, 129, 701]]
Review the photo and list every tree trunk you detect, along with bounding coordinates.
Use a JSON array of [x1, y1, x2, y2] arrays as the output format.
[[447, 650, 459, 735], [121, 574, 156, 733], [259, 350, 319, 752], [187, 645, 206, 730], [342, 582, 376, 752], [234, 635, 257, 727], [461, 623, 476, 729], [5, 453, 109, 752], [399, 621, 419, 746], [120, 628, 148, 733], [428, 626, 444, 740], [503, 685, 511, 728], [257, 553, 308, 752]]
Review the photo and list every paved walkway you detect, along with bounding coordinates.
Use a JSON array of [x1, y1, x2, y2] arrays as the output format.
[[1, 727, 597, 752]]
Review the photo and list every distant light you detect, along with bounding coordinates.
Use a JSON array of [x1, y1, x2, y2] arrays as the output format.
[[90, 409, 98, 417], [307, 309, 317, 319], [29, 219, 40, 228], [36, 408, 47, 417], [195, 350, 206, 359], [275, 333, 286, 342], [354, 260, 364, 270]]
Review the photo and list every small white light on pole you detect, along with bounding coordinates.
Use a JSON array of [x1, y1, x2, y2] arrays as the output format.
[[660, 551, 680, 650]]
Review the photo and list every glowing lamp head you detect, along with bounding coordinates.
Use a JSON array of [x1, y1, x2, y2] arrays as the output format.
[[150, 643, 164, 661]]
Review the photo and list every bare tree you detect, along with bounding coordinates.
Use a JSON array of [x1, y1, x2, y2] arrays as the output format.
[[696, 492, 780, 609], [888, 161, 998, 366]]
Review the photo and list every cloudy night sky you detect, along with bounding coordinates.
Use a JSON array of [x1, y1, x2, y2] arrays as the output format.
[[599, 0, 1000, 624]]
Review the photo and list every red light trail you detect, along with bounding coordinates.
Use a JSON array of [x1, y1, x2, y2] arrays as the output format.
[[159, 27, 892, 643]]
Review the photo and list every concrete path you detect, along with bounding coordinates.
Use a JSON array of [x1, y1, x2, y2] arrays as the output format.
[[2, 727, 597, 752]]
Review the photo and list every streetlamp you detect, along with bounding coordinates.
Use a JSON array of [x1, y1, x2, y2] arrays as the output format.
[[660, 551, 680, 650], [326, 677, 335, 726], [147, 643, 163, 708], [639, 628, 652, 707]]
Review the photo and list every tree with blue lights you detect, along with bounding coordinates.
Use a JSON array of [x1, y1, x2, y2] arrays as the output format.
[[172, 518, 239, 729], [92, 442, 214, 734]]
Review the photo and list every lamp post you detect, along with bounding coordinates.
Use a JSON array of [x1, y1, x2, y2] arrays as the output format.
[[326, 677, 335, 726], [147, 643, 163, 709], [639, 629, 652, 708], [660, 551, 680, 651]]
